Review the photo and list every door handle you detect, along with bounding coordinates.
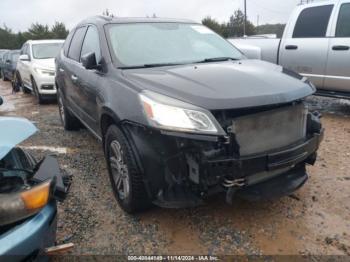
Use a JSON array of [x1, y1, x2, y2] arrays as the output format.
[[71, 75, 78, 81], [59, 68, 65, 73], [285, 45, 298, 50], [332, 45, 349, 51]]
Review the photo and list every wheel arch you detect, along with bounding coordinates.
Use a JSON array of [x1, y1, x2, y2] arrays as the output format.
[[100, 107, 122, 140], [100, 107, 149, 193]]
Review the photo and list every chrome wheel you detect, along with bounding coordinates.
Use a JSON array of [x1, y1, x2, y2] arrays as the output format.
[[109, 140, 130, 200]]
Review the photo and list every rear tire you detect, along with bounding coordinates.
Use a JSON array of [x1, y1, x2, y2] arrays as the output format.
[[57, 89, 81, 131], [105, 125, 151, 213]]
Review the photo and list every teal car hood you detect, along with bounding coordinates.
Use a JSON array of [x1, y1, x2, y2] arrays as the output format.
[[0, 117, 37, 160]]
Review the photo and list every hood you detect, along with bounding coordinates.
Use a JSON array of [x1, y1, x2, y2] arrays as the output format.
[[33, 58, 55, 71], [123, 59, 315, 110], [0, 117, 38, 160]]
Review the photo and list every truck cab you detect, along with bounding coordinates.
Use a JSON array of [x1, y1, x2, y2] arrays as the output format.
[[281, 0, 350, 93], [230, 0, 350, 97]]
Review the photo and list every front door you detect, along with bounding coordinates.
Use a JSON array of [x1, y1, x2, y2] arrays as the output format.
[[75, 25, 102, 132], [18, 44, 31, 87]]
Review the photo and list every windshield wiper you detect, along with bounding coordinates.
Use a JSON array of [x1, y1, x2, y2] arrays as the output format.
[[119, 62, 185, 69], [197, 57, 240, 63]]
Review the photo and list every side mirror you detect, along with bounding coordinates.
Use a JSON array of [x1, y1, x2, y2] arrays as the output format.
[[0, 96, 3, 106], [19, 54, 30, 61], [5, 59, 11, 64], [81, 52, 100, 70]]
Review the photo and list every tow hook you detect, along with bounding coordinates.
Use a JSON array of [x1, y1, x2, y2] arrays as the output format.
[[223, 178, 246, 205]]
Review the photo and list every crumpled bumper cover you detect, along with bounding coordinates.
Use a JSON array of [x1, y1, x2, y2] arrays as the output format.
[[206, 132, 323, 181], [124, 114, 323, 207], [237, 165, 308, 201]]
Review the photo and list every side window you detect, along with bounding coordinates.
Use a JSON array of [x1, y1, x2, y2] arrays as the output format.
[[26, 45, 31, 57], [80, 26, 101, 63], [293, 5, 334, 38], [68, 26, 87, 62], [20, 44, 27, 55], [63, 30, 74, 56], [336, 3, 350, 37]]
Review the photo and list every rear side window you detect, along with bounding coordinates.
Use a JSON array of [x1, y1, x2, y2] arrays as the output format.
[[293, 5, 334, 38], [68, 26, 87, 61], [80, 26, 101, 63], [63, 30, 74, 56], [336, 3, 350, 37]]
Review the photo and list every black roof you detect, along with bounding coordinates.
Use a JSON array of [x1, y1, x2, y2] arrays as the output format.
[[77, 16, 197, 27]]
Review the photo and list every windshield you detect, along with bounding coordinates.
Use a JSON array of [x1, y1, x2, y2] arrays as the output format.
[[107, 23, 243, 68], [32, 43, 63, 59]]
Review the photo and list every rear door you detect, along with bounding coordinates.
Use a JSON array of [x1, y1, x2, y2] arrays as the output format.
[[324, 1, 350, 92], [279, 4, 335, 88], [63, 26, 87, 118]]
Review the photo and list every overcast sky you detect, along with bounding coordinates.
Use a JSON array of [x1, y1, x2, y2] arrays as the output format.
[[0, 0, 309, 32]]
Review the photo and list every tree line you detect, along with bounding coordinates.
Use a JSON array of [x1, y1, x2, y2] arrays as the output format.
[[202, 10, 285, 38], [0, 22, 69, 49], [0, 10, 286, 50]]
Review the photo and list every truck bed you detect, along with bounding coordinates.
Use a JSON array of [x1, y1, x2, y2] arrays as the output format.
[[228, 38, 281, 64]]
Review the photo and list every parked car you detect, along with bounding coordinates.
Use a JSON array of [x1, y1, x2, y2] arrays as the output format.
[[1, 50, 20, 82], [0, 101, 71, 260], [16, 40, 64, 103], [56, 16, 323, 213], [0, 49, 10, 78], [229, 0, 350, 99]]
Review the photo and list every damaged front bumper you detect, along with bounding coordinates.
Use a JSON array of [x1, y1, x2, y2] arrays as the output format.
[[124, 108, 324, 208]]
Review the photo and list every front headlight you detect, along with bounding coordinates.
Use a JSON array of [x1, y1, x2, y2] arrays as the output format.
[[34, 67, 55, 76], [139, 91, 223, 135], [0, 180, 52, 226]]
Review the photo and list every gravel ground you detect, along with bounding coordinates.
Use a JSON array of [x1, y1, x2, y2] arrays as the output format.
[[0, 80, 349, 256]]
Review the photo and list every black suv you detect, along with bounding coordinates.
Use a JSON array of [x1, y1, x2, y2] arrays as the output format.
[[56, 16, 323, 213]]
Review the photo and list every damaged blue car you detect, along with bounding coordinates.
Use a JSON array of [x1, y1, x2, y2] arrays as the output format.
[[0, 99, 71, 261]]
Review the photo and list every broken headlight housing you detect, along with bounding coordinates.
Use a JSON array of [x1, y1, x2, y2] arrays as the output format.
[[0, 180, 53, 226], [139, 91, 225, 135]]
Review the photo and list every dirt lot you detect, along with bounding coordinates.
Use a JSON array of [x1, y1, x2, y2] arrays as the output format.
[[0, 80, 349, 256]]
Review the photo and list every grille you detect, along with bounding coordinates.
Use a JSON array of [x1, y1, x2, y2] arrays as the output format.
[[231, 104, 307, 156]]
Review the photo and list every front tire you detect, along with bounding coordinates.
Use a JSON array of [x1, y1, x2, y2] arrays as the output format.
[[16, 72, 30, 94], [31, 77, 44, 104], [105, 125, 151, 213], [57, 89, 81, 131]]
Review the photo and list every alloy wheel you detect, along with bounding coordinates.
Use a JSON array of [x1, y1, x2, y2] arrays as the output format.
[[109, 140, 130, 200]]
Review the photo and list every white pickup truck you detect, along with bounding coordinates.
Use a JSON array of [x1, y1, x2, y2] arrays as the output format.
[[229, 0, 350, 98]]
